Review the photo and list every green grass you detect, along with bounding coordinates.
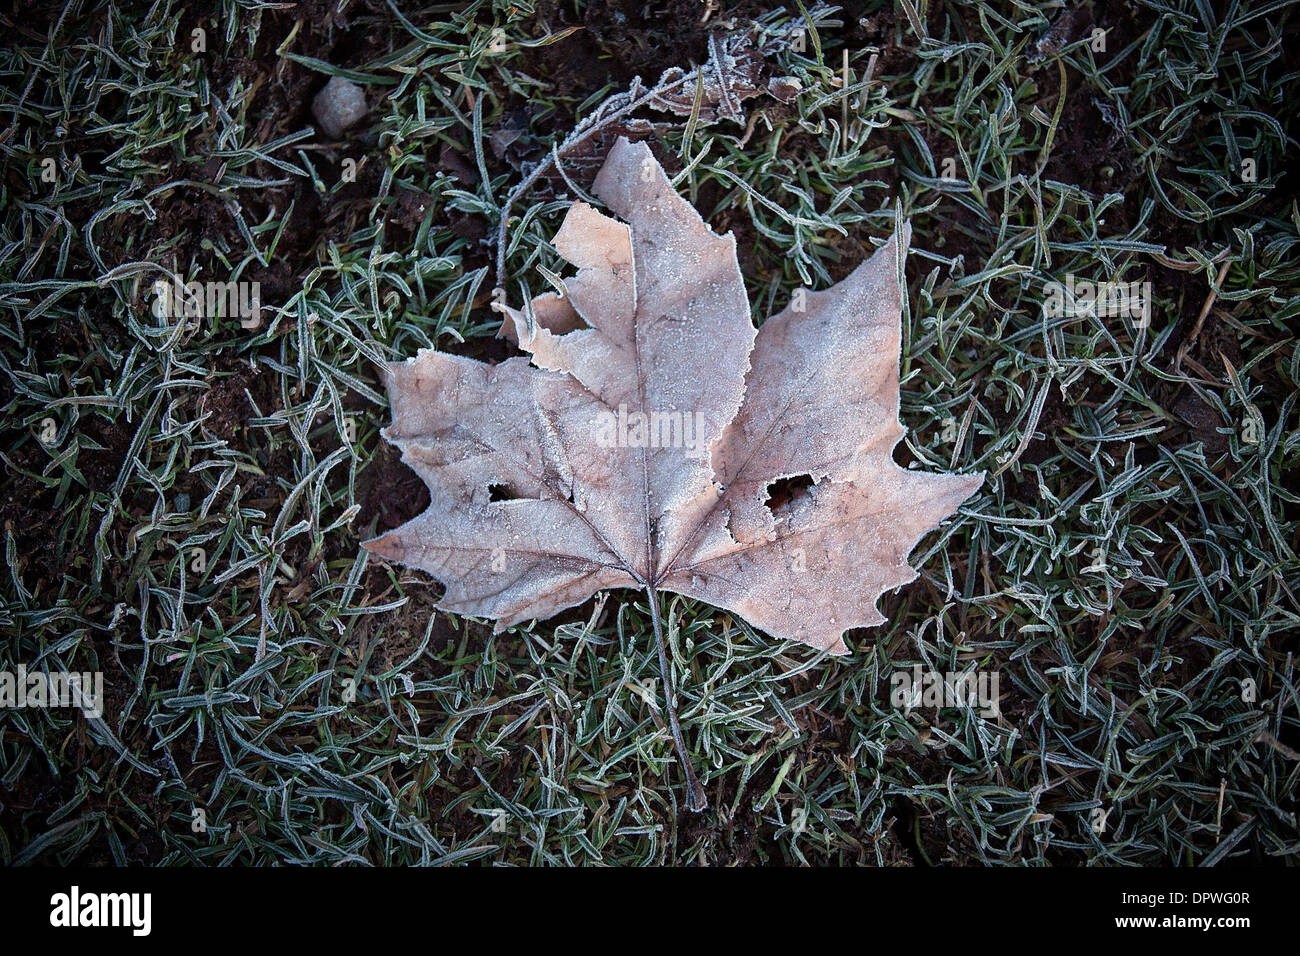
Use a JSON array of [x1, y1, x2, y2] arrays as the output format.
[[1, 0, 1297, 865]]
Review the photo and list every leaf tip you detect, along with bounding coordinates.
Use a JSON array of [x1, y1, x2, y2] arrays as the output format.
[[362, 532, 402, 562]]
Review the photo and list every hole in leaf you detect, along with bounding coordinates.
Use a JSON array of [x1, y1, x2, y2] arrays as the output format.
[[489, 483, 521, 502], [764, 474, 815, 514]]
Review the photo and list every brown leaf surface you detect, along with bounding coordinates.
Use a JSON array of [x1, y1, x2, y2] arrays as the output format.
[[648, 31, 768, 124], [366, 138, 983, 654]]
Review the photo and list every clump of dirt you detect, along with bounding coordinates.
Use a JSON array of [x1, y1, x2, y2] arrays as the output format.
[[199, 358, 280, 444], [845, 4, 913, 75], [1040, 83, 1135, 198], [77, 415, 133, 493], [1019, 3, 1138, 200]]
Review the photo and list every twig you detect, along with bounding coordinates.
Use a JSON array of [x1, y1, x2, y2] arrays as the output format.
[[646, 583, 708, 812], [1175, 257, 1233, 374]]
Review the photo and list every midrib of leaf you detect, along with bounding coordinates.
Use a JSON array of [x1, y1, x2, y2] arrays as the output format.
[[632, 283, 706, 810]]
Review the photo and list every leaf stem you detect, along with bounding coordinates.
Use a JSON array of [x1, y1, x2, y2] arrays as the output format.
[[645, 583, 707, 812]]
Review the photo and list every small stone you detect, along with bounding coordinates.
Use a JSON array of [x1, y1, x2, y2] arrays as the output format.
[[312, 76, 367, 138]]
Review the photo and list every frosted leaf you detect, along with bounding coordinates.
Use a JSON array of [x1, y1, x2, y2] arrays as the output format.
[[365, 138, 983, 655]]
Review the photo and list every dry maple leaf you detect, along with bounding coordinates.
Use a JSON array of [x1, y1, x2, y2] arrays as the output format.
[[365, 138, 983, 808], [648, 31, 769, 124]]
